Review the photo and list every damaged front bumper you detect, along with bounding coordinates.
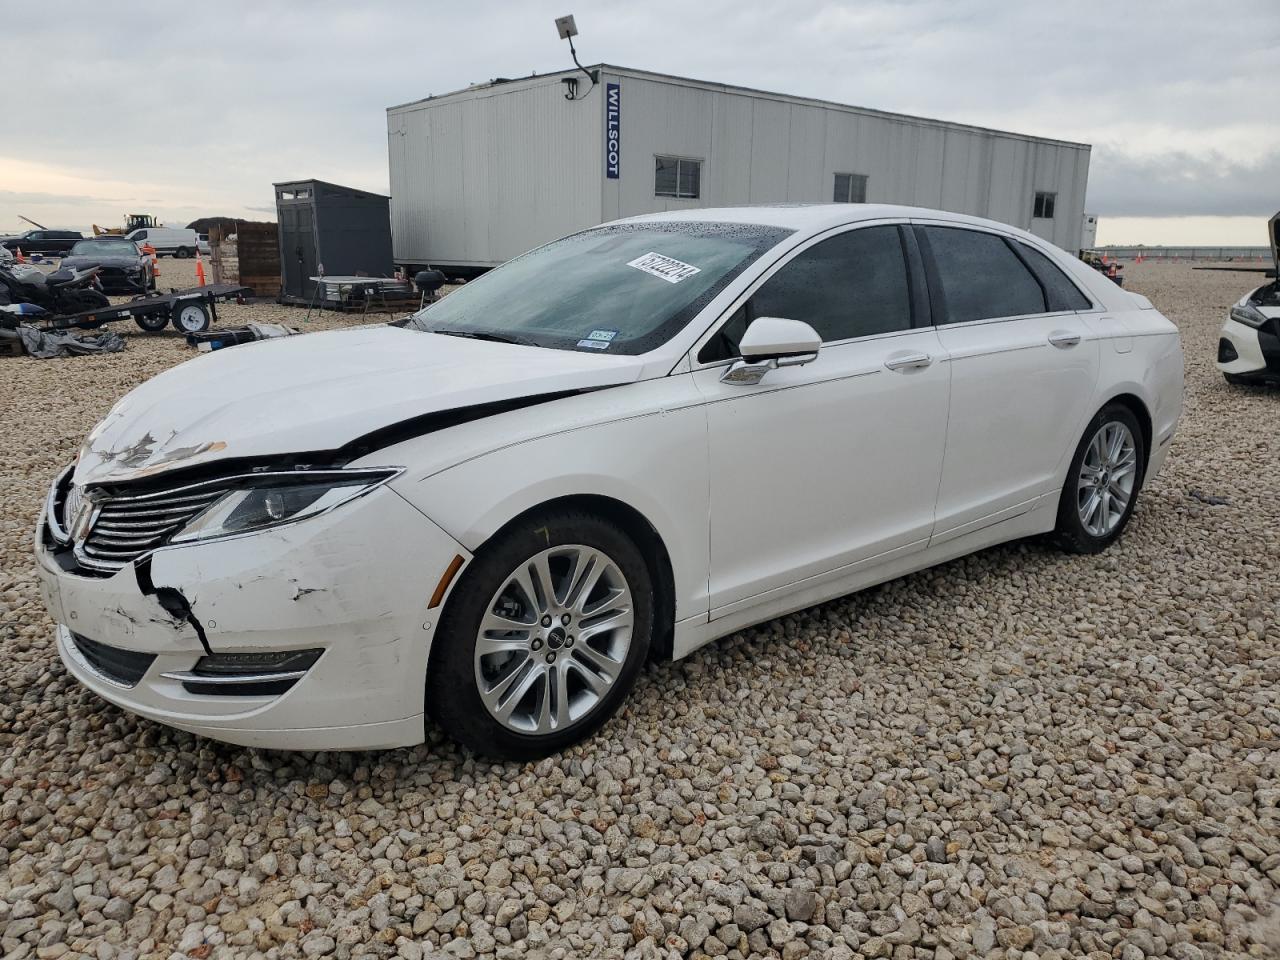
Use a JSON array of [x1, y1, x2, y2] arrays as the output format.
[[36, 483, 471, 750]]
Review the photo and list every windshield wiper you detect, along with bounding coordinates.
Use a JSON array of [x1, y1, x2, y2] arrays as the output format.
[[430, 328, 536, 347]]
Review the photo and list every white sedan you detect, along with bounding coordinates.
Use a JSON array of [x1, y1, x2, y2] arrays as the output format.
[[35, 205, 1184, 759]]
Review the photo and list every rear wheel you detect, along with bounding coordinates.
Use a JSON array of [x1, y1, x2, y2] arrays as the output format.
[[171, 302, 210, 333], [1053, 404, 1145, 554], [173, 247, 191, 259], [427, 510, 652, 759], [59, 289, 109, 313]]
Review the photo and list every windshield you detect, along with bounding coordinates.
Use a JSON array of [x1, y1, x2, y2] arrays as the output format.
[[71, 240, 137, 257], [404, 221, 791, 354]]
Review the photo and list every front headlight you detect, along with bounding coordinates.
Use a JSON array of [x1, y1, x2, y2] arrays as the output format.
[[170, 468, 399, 544], [1230, 301, 1269, 329]]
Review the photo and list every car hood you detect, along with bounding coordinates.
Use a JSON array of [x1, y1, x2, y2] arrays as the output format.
[[61, 255, 143, 270], [75, 326, 647, 486]]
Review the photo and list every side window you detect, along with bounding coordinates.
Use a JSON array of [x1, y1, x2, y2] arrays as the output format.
[[135, 230, 148, 240], [1016, 243, 1092, 311], [699, 225, 912, 362], [919, 226, 1045, 324]]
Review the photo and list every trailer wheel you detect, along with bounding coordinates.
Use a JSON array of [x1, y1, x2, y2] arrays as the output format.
[[174, 247, 192, 259], [135, 313, 169, 332], [172, 302, 211, 333]]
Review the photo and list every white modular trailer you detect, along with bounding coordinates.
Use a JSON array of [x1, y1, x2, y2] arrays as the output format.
[[387, 65, 1091, 269]]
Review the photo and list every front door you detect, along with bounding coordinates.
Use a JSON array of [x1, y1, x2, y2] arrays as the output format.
[[693, 224, 951, 618]]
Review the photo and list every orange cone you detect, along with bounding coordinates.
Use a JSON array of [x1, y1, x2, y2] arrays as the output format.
[[14, 247, 25, 263], [195, 257, 206, 286]]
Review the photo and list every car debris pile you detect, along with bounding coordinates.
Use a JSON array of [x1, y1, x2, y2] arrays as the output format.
[[185, 321, 297, 352], [0, 309, 125, 358]]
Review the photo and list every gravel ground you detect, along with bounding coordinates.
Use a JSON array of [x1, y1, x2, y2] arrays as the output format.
[[1, 260, 1277, 960]]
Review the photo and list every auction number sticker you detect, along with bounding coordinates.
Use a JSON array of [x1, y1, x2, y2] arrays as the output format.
[[626, 251, 701, 284]]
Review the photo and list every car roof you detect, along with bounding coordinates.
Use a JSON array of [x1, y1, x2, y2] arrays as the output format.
[[613, 203, 1045, 242]]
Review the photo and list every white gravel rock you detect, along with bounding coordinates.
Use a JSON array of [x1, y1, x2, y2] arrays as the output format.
[[0, 260, 1278, 958]]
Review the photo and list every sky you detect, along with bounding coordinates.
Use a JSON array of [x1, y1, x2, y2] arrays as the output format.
[[2, 1, 1275, 247]]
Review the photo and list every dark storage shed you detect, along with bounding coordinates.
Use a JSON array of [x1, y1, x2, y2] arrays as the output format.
[[274, 179, 395, 304]]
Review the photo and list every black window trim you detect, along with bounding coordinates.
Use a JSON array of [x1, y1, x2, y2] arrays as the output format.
[[689, 219, 925, 368], [911, 222, 1093, 329]]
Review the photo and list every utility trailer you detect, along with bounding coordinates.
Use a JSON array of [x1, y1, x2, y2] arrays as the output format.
[[37, 284, 250, 335]]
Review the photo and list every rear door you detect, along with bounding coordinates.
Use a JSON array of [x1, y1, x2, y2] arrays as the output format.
[[914, 223, 1099, 542], [693, 223, 950, 617]]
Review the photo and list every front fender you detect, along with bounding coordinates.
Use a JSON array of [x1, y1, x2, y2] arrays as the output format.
[[391, 399, 710, 624]]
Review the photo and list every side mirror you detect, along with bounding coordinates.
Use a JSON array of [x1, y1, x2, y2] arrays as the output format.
[[722, 316, 821, 385]]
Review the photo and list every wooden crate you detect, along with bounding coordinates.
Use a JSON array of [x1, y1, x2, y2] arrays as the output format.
[[210, 222, 281, 298]]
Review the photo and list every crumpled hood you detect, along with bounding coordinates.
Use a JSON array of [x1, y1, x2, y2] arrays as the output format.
[[75, 326, 645, 485]]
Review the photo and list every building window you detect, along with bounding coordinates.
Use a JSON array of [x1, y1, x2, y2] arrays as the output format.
[[655, 156, 701, 199], [833, 173, 868, 203], [1033, 191, 1056, 219]]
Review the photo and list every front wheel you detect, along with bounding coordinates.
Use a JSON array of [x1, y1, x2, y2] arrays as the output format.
[[1052, 404, 1146, 554], [427, 510, 652, 759], [134, 313, 169, 332]]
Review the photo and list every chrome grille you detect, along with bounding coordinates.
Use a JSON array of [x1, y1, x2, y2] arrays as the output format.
[[78, 485, 227, 571]]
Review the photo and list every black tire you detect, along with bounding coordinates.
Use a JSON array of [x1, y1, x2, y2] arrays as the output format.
[[59, 289, 110, 314], [173, 247, 191, 259], [1224, 373, 1249, 386], [427, 509, 653, 760], [134, 313, 169, 332], [171, 302, 210, 333], [1052, 403, 1146, 555]]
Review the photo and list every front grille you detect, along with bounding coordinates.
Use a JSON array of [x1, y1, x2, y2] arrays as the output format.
[[78, 485, 227, 572], [70, 633, 156, 687]]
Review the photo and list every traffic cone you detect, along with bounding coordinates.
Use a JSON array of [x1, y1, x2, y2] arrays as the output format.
[[195, 257, 206, 286], [14, 247, 25, 264]]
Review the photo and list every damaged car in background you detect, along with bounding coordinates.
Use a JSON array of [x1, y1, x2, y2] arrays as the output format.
[[1217, 210, 1280, 386], [36, 204, 1183, 759], [61, 237, 155, 294]]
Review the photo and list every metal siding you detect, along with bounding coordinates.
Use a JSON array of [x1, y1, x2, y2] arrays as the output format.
[[387, 66, 1093, 264], [388, 77, 601, 266]]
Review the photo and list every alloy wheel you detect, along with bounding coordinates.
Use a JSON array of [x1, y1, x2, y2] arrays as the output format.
[[473, 544, 634, 735], [1077, 420, 1137, 537]]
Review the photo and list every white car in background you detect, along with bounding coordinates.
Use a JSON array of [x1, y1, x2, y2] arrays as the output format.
[[124, 226, 201, 258], [1217, 210, 1280, 385], [36, 204, 1184, 759]]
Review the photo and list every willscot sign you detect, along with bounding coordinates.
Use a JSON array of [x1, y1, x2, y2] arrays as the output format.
[[605, 83, 620, 179]]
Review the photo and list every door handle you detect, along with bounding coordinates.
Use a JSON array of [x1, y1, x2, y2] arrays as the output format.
[[884, 352, 932, 372], [1048, 331, 1081, 348]]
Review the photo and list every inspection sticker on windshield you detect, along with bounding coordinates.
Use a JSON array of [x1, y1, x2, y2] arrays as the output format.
[[576, 338, 611, 350], [626, 251, 701, 284]]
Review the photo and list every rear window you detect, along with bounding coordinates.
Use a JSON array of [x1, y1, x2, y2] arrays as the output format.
[[919, 226, 1046, 324]]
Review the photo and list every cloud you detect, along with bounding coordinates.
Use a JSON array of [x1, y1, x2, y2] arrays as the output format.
[[1, 0, 1275, 240], [1088, 150, 1280, 218], [0, 190, 135, 205]]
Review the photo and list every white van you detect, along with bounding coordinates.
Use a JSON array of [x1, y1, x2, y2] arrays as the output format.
[[125, 226, 200, 258]]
